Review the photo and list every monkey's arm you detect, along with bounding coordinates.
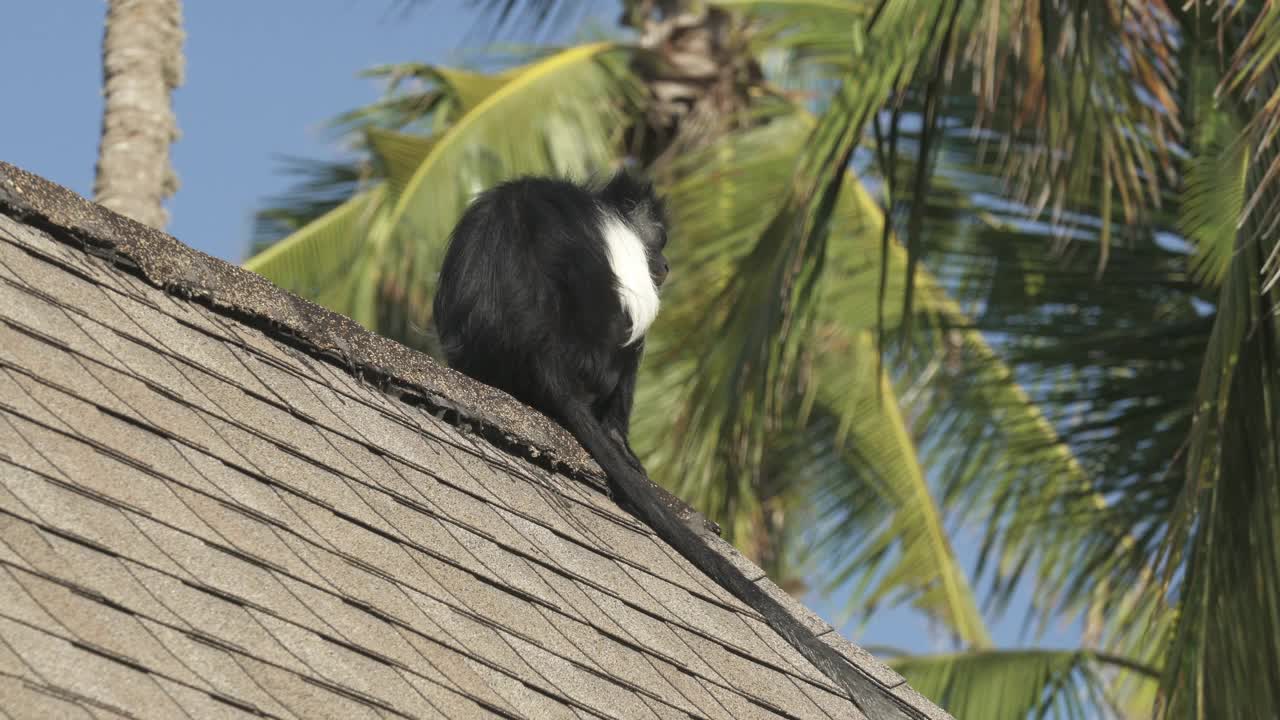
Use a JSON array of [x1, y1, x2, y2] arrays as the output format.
[[601, 344, 642, 468], [603, 346, 639, 436]]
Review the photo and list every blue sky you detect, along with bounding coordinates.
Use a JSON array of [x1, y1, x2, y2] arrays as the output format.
[[4, 1, 546, 263], [2, 2, 1082, 657]]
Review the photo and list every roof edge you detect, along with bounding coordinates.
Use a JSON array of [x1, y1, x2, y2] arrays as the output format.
[[0, 161, 951, 720], [0, 161, 604, 482]]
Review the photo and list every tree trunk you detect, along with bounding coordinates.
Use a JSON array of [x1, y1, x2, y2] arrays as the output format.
[[94, 0, 185, 230], [622, 0, 764, 167]]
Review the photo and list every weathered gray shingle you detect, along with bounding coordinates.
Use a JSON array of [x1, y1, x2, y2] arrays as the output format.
[[0, 161, 951, 720]]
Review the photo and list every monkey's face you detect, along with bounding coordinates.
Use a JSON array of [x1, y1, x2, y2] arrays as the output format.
[[607, 178, 670, 290]]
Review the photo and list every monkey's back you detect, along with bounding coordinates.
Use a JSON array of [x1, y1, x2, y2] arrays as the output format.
[[433, 177, 629, 410]]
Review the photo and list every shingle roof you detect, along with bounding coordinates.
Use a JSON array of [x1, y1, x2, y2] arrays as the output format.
[[0, 161, 952, 720]]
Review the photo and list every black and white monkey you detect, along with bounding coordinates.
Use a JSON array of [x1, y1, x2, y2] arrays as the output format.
[[434, 171, 711, 530]]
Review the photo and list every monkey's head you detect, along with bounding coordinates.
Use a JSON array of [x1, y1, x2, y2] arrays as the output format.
[[597, 171, 670, 288]]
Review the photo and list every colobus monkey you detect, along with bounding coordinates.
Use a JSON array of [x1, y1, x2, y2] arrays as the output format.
[[434, 172, 714, 533]]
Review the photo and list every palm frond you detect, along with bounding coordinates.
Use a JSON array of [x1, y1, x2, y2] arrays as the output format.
[[249, 156, 370, 253], [636, 113, 991, 641], [366, 127, 437, 195], [1162, 135, 1280, 719], [646, 0, 944, 533], [807, 333, 992, 647], [653, 70, 894, 521], [732, 0, 1182, 340], [331, 62, 456, 133], [385, 42, 632, 231], [1178, 55, 1248, 287], [639, 104, 1100, 645], [889, 647, 1159, 720], [244, 186, 386, 299], [716, 0, 869, 80], [1201, 0, 1280, 253]]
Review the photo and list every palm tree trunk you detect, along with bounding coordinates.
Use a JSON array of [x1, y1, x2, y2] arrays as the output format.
[[94, 0, 185, 230], [622, 0, 763, 167]]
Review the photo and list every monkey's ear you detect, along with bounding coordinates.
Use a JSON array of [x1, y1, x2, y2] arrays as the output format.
[[597, 169, 660, 218]]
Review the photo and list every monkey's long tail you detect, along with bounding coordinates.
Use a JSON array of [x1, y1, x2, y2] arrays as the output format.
[[554, 405, 927, 720]]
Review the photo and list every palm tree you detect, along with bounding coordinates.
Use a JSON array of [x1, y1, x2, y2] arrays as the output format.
[[93, 0, 185, 230], [243, 1, 1280, 717]]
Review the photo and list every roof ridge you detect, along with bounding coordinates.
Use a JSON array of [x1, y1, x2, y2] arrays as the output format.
[[0, 161, 952, 720]]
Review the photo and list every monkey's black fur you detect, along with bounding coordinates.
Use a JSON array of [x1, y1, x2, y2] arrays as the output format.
[[433, 172, 688, 524]]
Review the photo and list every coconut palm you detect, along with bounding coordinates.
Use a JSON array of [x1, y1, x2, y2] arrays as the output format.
[[244, 1, 1280, 717], [93, 0, 185, 230]]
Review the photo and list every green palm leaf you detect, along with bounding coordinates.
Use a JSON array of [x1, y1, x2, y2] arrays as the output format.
[[808, 333, 992, 647], [1178, 58, 1248, 288], [385, 42, 630, 233], [1205, 1, 1280, 245], [639, 106, 1089, 646], [645, 0, 940, 539], [366, 128, 437, 195], [889, 648, 1159, 720], [637, 113, 992, 641], [1164, 138, 1280, 719], [244, 186, 386, 300]]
